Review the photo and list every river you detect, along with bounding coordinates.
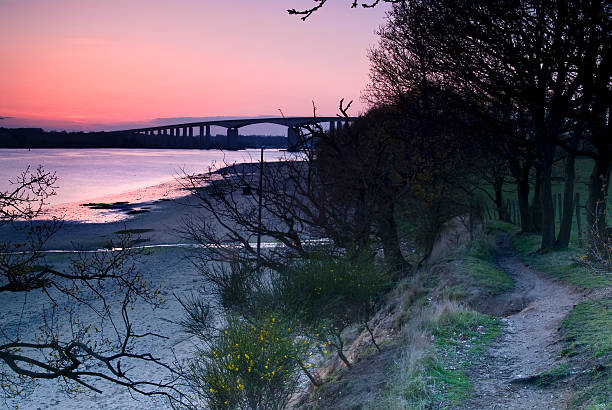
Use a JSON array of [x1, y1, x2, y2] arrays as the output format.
[[0, 148, 285, 206]]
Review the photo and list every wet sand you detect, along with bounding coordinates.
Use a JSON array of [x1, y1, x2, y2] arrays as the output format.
[[2, 175, 208, 251]]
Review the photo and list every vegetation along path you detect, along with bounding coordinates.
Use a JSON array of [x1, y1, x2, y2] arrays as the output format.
[[465, 232, 582, 409]]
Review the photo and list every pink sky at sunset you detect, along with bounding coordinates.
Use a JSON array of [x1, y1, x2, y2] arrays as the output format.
[[0, 0, 388, 131]]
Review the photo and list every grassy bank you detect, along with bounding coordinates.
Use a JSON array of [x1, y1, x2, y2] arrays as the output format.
[[295, 228, 511, 409], [380, 304, 503, 409], [461, 237, 514, 294], [561, 298, 611, 409], [376, 234, 509, 408]]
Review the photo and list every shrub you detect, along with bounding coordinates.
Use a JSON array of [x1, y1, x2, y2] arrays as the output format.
[[277, 251, 391, 366], [188, 313, 306, 409]]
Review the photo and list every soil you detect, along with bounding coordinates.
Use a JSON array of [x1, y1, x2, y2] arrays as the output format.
[[464, 232, 582, 410], [296, 344, 403, 409]]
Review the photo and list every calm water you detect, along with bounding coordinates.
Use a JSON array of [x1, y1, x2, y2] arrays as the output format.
[[0, 148, 285, 205]]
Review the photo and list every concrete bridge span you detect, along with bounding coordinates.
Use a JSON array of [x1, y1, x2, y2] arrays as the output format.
[[113, 116, 355, 151]]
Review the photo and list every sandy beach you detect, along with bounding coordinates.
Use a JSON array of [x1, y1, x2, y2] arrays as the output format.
[[2, 160, 294, 409], [1, 174, 221, 409], [2, 174, 206, 251]]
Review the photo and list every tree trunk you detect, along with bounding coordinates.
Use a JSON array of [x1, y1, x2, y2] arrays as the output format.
[[517, 178, 531, 232], [539, 143, 557, 251], [494, 173, 505, 220], [585, 152, 611, 255], [530, 169, 542, 232], [377, 199, 409, 270], [508, 157, 535, 231], [555, 129, 581, 249]]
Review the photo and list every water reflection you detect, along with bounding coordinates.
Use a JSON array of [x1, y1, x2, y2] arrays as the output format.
[[0, 148, 285, 222]]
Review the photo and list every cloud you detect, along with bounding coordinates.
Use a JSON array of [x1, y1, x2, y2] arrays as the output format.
[[0, 116, 14, 120]]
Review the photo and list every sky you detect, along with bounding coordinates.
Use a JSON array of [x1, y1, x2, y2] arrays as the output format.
[[0, 0, 389, 131]]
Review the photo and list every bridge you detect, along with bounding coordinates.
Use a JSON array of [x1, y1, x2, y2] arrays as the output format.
[[112, 116, 355, 151]]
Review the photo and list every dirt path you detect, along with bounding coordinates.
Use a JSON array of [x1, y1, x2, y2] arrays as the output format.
[[464, 232, 582, 410]]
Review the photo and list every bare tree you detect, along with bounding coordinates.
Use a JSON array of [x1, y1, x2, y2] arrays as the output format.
[[288, 0, 403, 20], [180, 116, 386, 273], [366, 0, 610, 251], [0, 168, 185, 406]]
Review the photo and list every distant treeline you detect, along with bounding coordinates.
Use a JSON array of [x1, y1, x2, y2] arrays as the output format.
[[0, 127, 288, 149]]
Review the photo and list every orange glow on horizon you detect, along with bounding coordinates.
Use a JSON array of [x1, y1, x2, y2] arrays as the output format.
[[0, 0, 388, 131]]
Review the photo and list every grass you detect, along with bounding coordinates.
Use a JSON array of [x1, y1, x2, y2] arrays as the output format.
[[511, 233, 611, 289], [561, 298, 611, 361], [487, 157, 612, 244], [485, 220, 611, 289], [460, 237, 514, 295], [561, 298, 611, 409], [486, 219, 521, 237], [379, 302, 504, 409], [430, 310, 504, 357]]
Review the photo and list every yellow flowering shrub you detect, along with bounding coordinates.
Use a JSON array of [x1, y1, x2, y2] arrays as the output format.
[[190, 314, 307, 409]]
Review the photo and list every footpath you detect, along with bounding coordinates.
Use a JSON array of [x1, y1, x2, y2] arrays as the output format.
[[465, 232, 582, 410]]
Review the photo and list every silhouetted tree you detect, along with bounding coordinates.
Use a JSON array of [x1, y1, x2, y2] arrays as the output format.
[[180, 108, 410, 273], [288, 0, 402, 20], [365, 0, 610, 251]]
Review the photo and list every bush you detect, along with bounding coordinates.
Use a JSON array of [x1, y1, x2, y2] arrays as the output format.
[[188, 313, 307, 409], [277, 251, 391, 366], [183, 251, 391, 405]]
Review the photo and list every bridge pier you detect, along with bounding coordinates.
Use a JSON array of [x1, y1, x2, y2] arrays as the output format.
[[199, 126, 204, 148], [227, 127, 239, 149], [287, 126, 300, 152], [182, 127, 188, 148], [329, 120, 335, 136], [197, 125, 212, 148]]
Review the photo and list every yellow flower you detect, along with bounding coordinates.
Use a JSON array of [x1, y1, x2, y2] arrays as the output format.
[[244, 353, 250, 359]]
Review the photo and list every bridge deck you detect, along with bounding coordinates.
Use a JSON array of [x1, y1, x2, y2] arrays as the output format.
[[116, 116, 354, 133]]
